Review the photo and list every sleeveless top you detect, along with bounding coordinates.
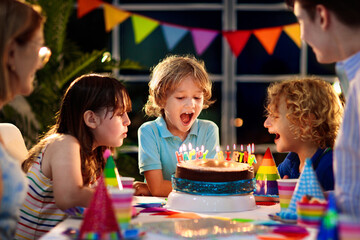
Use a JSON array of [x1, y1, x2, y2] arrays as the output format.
[[0, 144, 27, 240], [15, 147, 67, 240]]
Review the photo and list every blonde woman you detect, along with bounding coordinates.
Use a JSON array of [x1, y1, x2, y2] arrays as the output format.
[[0, 0, 51, 239]]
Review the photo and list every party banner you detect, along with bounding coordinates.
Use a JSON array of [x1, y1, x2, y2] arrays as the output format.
[[77, 0, 300, 56]]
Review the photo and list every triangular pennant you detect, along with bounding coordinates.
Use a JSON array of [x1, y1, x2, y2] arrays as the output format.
[[255, 147, 280, 196], [103, 4, 131, 32], [253, 26, 283, 55], [161, 24, 189, 50], [131, 14, 159, 44], [190, 28, 219, 55], [79, 176, 121, 239], [280, 158, 325, 220], [283, 23, 301, 48], [77, 0, 103, 18], [223, 30, 252, 57]]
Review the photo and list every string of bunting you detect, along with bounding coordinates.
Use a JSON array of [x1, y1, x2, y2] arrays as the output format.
[[77, 0, 301, 56]]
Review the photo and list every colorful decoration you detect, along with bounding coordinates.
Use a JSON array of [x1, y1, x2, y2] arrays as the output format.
[[254, 147, 280, 196], [317, 192, 339, 240], [77, 0, 300, 56], [79, 176, 121, 239], [279, 158, 325, 220], [103, 149, 122, 190]]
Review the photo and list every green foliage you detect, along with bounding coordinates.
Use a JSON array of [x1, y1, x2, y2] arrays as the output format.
[[0, 0, 144, 148]]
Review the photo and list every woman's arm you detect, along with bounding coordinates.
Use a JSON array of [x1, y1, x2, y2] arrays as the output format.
[[42, 135, 94, 210], [144, 169, 172, 197]]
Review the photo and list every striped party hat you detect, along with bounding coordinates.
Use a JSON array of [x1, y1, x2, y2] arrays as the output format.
[[103, 149, 122, 189], [255, 147, 280, 196]]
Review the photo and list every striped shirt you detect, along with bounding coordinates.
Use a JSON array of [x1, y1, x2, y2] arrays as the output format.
[[15, 148, 67, 240], [334, 51, 360, 218]]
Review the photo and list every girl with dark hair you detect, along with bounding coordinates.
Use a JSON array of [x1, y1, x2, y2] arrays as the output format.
[[15, 74, 132, 240]]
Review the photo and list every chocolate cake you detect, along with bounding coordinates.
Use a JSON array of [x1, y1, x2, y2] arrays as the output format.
[[175, 159, 254, 182]]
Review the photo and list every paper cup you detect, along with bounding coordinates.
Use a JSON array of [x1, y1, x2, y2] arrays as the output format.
[[297, 201, 327, 227], [276, 179, 298, 211], [120, 177, 135, 189], [109, 188, 135, 231], [338, 215, 360, 240]]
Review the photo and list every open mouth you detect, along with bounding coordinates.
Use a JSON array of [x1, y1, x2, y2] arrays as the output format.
[[180, 112, 193, 125], [274, 133, 280, 141]]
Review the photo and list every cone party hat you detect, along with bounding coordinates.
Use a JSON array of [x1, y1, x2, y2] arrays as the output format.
[[279, 158, 325, 220], [104, 149, 122, 189], [79, 176, 122, 239], [255, 147, 280, 196]]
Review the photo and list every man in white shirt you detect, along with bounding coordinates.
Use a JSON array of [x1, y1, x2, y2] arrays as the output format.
[[286, 0, 360, 218]]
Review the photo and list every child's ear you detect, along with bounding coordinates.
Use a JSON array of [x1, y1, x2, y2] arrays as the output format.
[[83, 110, 100, 129]]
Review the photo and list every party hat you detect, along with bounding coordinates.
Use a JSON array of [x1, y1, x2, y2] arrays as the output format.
[[279, 158, 325, 220], [79, 176, 122, 239], [255, 147, 280, 196], [104, 149, 122, 189], [317, 192, 339, 240]]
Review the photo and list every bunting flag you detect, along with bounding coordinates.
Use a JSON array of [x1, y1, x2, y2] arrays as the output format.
[[78, 0, 300, 57], [161, 24, 189, 51], [223, 30, 252, 57], [190, 28, 219, 55], [103, 3, 131, 32], [131, 14, 160, 44], [253, 26, 283, 55], [77, 0, 103, 18], [283, 23, 301, 47]]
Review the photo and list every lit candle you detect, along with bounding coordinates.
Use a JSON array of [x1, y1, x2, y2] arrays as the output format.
[[225, 145, 231, 161], [251, 143, 255, 153], [188, 143, 196, 161], [175, 145, 184, 163], [195, 147, 203, 160], [241, 144, 244, 152], [183, 144, 189, 161], [238, 152, 244, 163], [202, 149, 208, 159], [215, 146, 220, 159]]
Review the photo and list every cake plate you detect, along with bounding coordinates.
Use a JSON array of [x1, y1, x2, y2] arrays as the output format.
[[165, 191, 256, 213]]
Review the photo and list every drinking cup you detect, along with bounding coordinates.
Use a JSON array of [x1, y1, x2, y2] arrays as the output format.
[[120, 177, 135, 189], [276, 179, 298, 211], [109, 188, 135, 231]]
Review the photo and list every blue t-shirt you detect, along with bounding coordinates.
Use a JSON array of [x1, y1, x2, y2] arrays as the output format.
[[277, 148, 334, 191], [138, 117, 220, 181]]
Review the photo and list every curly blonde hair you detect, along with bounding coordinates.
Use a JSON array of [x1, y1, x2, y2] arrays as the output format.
[[144, 55, 214, 117], [265, 77, 343, 148]]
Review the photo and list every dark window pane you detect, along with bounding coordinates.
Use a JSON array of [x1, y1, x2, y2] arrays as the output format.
[[236, 82, 272, 145]]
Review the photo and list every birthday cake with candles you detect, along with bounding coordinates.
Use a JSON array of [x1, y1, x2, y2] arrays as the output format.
[[166, 144, 257, 212], [175, 159, 254, 182]]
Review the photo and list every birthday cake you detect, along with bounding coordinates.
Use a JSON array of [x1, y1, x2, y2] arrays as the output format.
[[175, 159, 254, 182]]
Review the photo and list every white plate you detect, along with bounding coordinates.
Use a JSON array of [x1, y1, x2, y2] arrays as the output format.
[[165, 191, 256, 213]]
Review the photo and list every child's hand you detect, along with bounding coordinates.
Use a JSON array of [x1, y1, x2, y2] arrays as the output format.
[[133, 181, 152, 196], [283, 175, 289, 179]]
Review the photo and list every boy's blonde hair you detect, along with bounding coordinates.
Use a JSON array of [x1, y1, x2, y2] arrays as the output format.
[[266, 77, 343, 148], [145, 55, 214, 117]]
